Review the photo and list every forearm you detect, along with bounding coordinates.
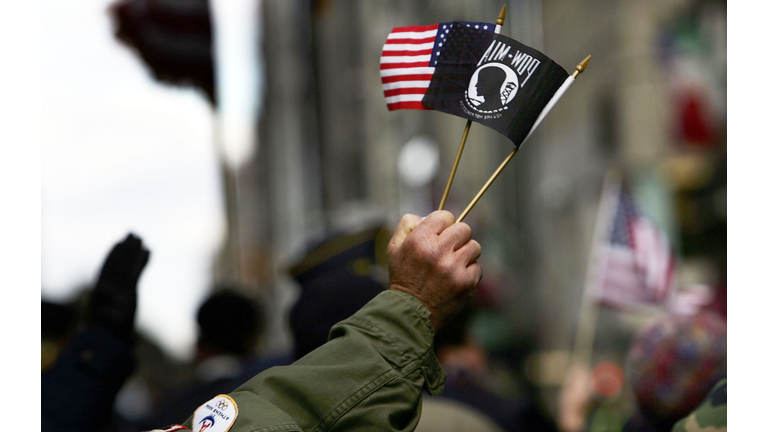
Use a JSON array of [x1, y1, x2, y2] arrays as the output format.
[[184, 290, 445, 432]]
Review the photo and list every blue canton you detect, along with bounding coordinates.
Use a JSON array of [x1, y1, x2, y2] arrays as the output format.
[[432, 22, 493, 66], [609, 193, 638, 247]]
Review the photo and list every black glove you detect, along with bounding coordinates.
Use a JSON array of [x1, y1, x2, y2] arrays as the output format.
[[89, 233, 150, 342]]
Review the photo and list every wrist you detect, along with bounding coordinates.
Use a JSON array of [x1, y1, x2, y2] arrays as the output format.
[[387, 285, 442, 331]]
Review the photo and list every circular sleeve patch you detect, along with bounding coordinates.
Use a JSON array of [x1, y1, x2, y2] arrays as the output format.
[[192, 394, 238, 432]]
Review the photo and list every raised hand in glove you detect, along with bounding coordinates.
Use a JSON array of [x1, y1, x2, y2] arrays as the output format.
[[88, 233, 150, 342]]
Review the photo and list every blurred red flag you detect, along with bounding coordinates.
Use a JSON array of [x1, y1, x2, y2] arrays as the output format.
[[677, 89, 716, 147], [109, 0, 217, 105]]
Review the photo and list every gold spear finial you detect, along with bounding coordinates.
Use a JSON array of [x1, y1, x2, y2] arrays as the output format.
[[572, 55, 592, 78], [496, 5, 507, 26]]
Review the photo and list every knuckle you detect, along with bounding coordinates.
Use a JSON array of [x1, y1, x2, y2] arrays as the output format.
[[428, 210, 455, 228], [403, 214, 420, 227], [438, 258, 454, 274], [456, 221, 472, 236], [407, 238, 433, 262], [432, 254, 452, 274], [471, 240, 482, 255]]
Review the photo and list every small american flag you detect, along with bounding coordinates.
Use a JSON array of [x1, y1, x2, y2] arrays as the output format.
[[380, 22, 492, 110], [591, 186, 676, 310]]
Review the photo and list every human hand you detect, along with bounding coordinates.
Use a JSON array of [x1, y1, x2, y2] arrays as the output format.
[[557, 362, 593, 432], [387, 211, 482, 331], [90, 233, 150, 341]]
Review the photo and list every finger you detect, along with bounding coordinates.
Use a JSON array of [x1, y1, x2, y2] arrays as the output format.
[[457, 239, 482, 265], [124, 233, 141, 246], [118, 234, 142, 258], [466, 261, 483, 285], [415, 210, 455, 236], [389, 214, 423, 251], [439, 221, 473, 251], [124, 235, 146, 259], [138, 248, 150, 272]]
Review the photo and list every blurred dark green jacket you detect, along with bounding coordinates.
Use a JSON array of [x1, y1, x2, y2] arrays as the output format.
[[182, 290, 446, 432]]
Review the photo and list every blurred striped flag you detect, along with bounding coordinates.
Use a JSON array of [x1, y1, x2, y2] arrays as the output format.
[[380, 22, 492, 110], [589, 183, 676, 310]]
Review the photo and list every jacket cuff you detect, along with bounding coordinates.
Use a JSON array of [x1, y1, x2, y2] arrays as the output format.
[[336, 290, 446, 395]]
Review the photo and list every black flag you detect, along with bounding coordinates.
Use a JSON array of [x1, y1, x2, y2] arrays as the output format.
[[422, 23, 570, 147]]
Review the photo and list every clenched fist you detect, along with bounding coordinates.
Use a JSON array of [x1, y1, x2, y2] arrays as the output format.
[[387, 211, 482, 331]]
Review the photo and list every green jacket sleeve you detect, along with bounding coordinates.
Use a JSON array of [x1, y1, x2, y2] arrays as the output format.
[[182, 290, 446, 432], [671, 378, 726, 432]]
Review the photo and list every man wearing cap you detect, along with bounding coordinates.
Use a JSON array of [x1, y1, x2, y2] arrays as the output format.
[[147, 210, 482, 432]]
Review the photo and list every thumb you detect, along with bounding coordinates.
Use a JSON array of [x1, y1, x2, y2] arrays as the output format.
[[388, 214, 423, 252]]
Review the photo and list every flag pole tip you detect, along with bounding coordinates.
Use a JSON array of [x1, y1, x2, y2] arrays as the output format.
[[496, 5, 507, 26], [580, 55, 592, 69], [572, 55, 592, 78]]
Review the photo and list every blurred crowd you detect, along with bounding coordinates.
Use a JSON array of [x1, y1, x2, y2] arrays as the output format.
[[41, 0, 727, 431], [42, 225, 725, 432]]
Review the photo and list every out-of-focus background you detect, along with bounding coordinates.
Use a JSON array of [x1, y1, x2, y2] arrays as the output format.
[[19, 0, 751, 429]]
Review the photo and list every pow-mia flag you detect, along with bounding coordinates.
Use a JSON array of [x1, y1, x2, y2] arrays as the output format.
[[423, 23, 570, 147]]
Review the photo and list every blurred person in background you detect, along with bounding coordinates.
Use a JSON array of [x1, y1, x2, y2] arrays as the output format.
[[557, 310, 726, 432], [41, 299, 79, 372], [286, 224, 390, 362], [209, 223, 394, 387], [622, 311, 726, 432], [140, 287, 266, 430], [423, 306, 557, 432], [42, 233, 150, 432]]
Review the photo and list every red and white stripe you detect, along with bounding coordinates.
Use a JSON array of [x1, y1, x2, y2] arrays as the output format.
[[628, 215, 676, 302], [596, 247, 655, 308], [380, 24, 438, 110], [595, 243, 674, 310]]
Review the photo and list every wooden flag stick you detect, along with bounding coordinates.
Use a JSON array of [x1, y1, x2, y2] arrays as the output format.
[[439, 120, 472, 210], [438, 5, 507, 211], [571, 169, 621, 368], [455, 55, 592, 223], [456, 147, 518, 222]]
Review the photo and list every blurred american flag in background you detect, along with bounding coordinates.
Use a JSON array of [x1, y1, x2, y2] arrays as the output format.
[[590, 186, 677, 310]]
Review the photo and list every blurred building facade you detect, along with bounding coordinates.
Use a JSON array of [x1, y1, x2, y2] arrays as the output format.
[[220, 0, 725, 417]]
